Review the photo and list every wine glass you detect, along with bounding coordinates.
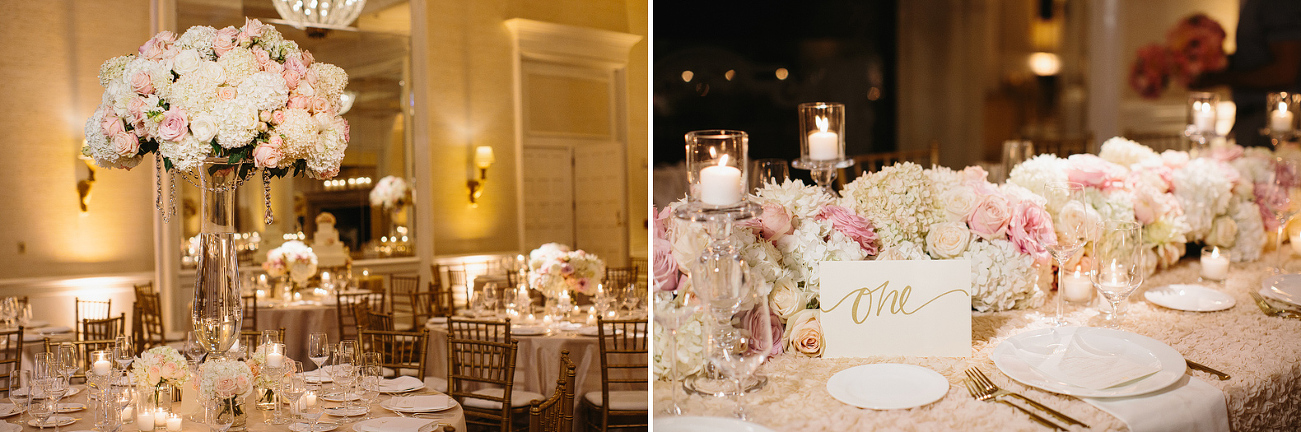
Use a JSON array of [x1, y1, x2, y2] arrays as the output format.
[[184, 331, 207, 365], [297, 386, 325, 432], [113, 336, 134, 371], [56, 343, 77, 384], [332, 342, 358, 412], [10, 370, 30, 424], [358, 367, 381, 421], [201, 395, 235, 432], [1044, 182, 1100, 326], [281, 362, 306, 424], [0, 298, 16, 328], [749, 158, 790, 192], [307, 333, 330, 372], [259, 329, 280, 348], [1262, 158, 1300, 274], [653, 290, 701, 416], [1091, 220, 1145, 329], [482, 284, 500, 317], [621, 283, 642, 317], [27, 381, 54, 430], [16, 304, 30, 328], [43, 376, 68, 432], [708, 280, 774, 420]]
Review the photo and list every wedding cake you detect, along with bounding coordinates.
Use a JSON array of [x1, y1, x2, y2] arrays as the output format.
[[313, 212, 349, 268]]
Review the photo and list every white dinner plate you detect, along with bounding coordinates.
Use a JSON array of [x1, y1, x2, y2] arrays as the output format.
[[1261, 274, 1301, 307], [28, 415, 77, 428], [351, 418, 443, 432], [380, 395, 456, 413], [0, 423, 19, 432], [576, 327, 623, 337], [289, 422, 339, 432], [320, 392, 362, 402], [324, 406, 369, 417], [512, 326, 547, 336], [0, 403, 22, 417], [992, 326, 1184, 398], [825, 364, 948, 410], [36, 326, 71, 335], [1144, 284, 1235, 312], [654, 416, 777, 432], [55, 402, 86, 413]]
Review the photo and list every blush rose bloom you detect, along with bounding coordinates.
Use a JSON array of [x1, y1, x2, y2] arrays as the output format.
[[1058, 201, 1103, 241], [817, 205, 879, 255], [158, 107, 189, 142], [253, 142, 282, 168], [1007, 201, 1058, 260], [652, 237, 678, 292], [101, 112, 125, 136], [967, 193, 1013, 240], [131, 71, 154, 95], [213, 27, 239, 56], [288, 96, 310, 109], [782, 309, 823, 357], [743, 306, 783, 357], [752, 203, 794, 241], [243, 17, 266, 38], [925, 222, 972, 259], [1066, 154, 1124, 189], [311, 96, 332, 114], [217, 86, 238, 101], [111, 131, 139, 158]]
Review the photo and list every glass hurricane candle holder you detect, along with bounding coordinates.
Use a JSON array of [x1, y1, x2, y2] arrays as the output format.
[[792, 103, 853, 195], [686, 130, 749, 209], [1268, 92, 1298, 141], [1199, 246, 1230, 284], [1185, 92, 1220, 152]]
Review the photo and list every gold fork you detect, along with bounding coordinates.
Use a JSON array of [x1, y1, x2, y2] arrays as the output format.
[[965, 377, 1066, 430], [1250, 292, 1301, 319], [966, 368, 1088, 429]]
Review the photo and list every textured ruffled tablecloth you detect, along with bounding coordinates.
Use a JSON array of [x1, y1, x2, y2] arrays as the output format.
[[653, 248, 1301, 431]]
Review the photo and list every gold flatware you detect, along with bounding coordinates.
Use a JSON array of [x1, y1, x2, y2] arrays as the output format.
[[1250, 292, 1301, 319], [966, 368, 1088, 429], [965, 377, 1065, 430], [1185, 360, 1230, 380]]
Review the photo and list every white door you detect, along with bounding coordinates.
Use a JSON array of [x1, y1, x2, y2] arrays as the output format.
[[522, 146, 575, 249], [574, 143, 627, 264]]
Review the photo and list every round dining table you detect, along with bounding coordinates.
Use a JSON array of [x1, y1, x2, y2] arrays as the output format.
[[653, 248, 1301, 431], [256, 302, 340, 367]]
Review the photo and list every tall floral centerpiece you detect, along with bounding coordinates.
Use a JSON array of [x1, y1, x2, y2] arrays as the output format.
[[131, 347, 191, 415], [262, 240, 318, 294], [86, 18, 350, 356], [528, 243, 606, 318], [370, 175, 412, 228], [198, 359, 254, 431]]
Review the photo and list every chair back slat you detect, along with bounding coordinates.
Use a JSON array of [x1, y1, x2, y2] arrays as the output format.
[[603, 267, 638, 292], [354, 302, 395, 332], [336, 291, 385, 341], [590, 318, 649, 429], [529, 350, 576, 432], [44, 337, 111, 383], [238, 328, 285, 354], [241, 295, 258, 332], [390, 275, 421, 328], [0, 327, 23, 391], [448, 317, 518, 432], [838, 141, 941, 188], [425, 281, 456, 317], [75, 298, 112, 340], [358, 328, 428, 378], [134, 292, 167, 350], [81, 313, 125, 342]]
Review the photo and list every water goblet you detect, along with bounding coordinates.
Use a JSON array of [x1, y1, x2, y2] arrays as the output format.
[[653, 290, 701, 416], [1044, 182, 1100, 326], [113, 336, 134, 371], [297, 386, 325, 432], [620, 283, 642, 317], [10, 370, 30, 424], [28, 384, 54, 430], [708, 280, 774, 420], [16, 304, 30, 328], [184, 331, 207, 366], [1262, 158, 1300, 274], [1091, 220, 1145, 329], [358, 367, 381, 421], [281, 363, 306, 424], [259, 329, 280, 348], [308, 333, 330, 371]]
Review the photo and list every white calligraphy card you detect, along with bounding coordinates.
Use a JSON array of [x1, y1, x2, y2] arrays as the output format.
[[819, 260, 972, 358]]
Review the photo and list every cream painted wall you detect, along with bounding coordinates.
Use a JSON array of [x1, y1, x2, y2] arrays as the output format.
[[625, 0, 649, 260], [421, 0, 645, 257], [0, 0, 156, 279]]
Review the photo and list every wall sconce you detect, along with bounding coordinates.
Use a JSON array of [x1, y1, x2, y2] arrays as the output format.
[[76, 153, 95, 213], [467, 145, 494, 206]]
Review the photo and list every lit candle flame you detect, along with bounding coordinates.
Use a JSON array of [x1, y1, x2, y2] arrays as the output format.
[[1281, 102, 1289, 113], [815, 115, 829, 132], [717, 154, 729, 167], [1210, 247, 1220, 259]]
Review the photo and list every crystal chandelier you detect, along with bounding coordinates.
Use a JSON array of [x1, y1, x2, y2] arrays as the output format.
[[272, 0, 368, 36]]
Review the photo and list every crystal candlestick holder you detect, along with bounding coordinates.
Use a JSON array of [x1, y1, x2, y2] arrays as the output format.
[[792, 102, 852, 195], [1185, 92, 1220, 156], [1268, 92, 1298, 144]]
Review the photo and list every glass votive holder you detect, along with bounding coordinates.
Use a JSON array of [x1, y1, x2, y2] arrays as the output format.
[[1187, 92, 1220, 138], [1268, 92, 1298, 138], [797, 102, 845, 162], [685, 130, 748, 208], [1199, 246, 1231, 283], [1060, 265, 1095, 305], [89, 350, 113, 377]]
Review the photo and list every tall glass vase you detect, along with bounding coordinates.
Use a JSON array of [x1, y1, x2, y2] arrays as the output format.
[[192, 159, 246, 358]]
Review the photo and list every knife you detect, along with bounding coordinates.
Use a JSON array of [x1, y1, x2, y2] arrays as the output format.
[[1186, 360, 1230, 380]]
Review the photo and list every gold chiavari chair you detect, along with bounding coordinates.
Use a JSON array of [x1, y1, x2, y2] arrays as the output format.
[[358, 328, 429, 378], [336, 291, 385, 341], [449, 334, 530, 432], [0, 327, 23, 390], [426, 281, 457, 317], [354, 302, 395, 332], [133, 291, 170, 350], [241, 295, 258, 332], [390, 275, 421, 330], [837, 141, 941, 188], [629, 258, 648, 292], [603, 266, 638, 292], [529, 350, 577, 432], [81, 313, 125, 341], [581, 319, 649, 432], [43, 338, 113, 384], [74, 298, 111, 340], [439, 264, 470, 307]]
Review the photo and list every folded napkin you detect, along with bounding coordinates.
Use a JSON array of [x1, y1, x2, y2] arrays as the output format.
[[380, 376, 425, 392], [356, 417, 438, 432], [389, 395, 450, 410], [1085, 375, 1229, 432], [1024, 329, 1161, 390]]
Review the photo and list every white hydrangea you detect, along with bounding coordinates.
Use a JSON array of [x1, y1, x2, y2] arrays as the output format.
[[1228, 196, 1266, 262], [652, 312, 706, 379], [753, 179, 833, 219], [237, 71, 289, 111], [1098, 137, 1160, 168], [169, 71, 220, 117], [83, 107, 114, 167], [98, 55, 133, 87], [1009, 154, 1070, 212], [876, 240, 930, 261], [309, 63, 348, 104], [175, 25, 217, 58], [160, 135, 212, 171], [1172, 158, 1234, 241], [277, 108, 317, 160], [216, 47, 259, 85], [213, 98, 259, 149], [773, 217, 866, 293], [1082, 188, 1136, 225], [840, 162, 940, 249], [964, 239, 1043, 312]]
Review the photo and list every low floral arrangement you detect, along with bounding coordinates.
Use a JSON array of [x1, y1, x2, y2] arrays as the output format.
[[369, 176, 411, 210], [262, 240, 318, 285], [131, 346, 191, 389], [198, 359, 254, 424], [85, 18, 349, 179], [1128, 13, 1227, 99], [243, 346, 287, 390], [527, 243, 606, 296]]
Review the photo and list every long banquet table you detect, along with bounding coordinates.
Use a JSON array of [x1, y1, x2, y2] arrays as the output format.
[[653, 248, 1301, 431]]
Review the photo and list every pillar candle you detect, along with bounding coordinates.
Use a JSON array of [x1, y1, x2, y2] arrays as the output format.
[[807, 116, 838, 160], [1062, 267, 1093, 302], [155, 409, 167, 427], [1272, 102, 1294, 134], [1201, 249, 1230, 280], [137, 413, 155, 431], [1194, 104, 1216, 133], [166, 415, 182, 432], [699, 155, 742, 205], [92, 359, 111, 376]]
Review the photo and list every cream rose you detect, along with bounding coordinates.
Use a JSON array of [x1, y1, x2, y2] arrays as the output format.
[[782, 309, 823, 357], [172, 49, 202, 75], [111, 131, 138, 158], [189, 114, 217, 142], [768, 276, 807, 319], [941, 186, 980, 222], [1057, 201, 1101, 241], [926, 222, 972, 259], [1207, 215, 1238, 248]]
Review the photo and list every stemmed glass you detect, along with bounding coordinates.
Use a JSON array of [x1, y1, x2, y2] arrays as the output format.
[[16, 304, 31, 328], [708, 281, 774, 420], [113, 336, 134, 371], [264, 343, 291, 425], [358, 365, 381, 421], [307, 333, 330, 373], [621, 283, 642, 317], [297, 386, 325, 432], [1091, 220, 1145, 329], [201, 395, 235, 432], [185, 331, 207, 366], [653, 290, 700, 416], [10, 370, 30, 425], [482, 285, 500, 318], [0, 298, 16, 328], [1045, 182, 1099, 326], [259, 330, 280, 348], [1261, 158, 1300, 274], [27, 380, 54, 430], [281, 362, 307, 426], [331, 341, 358, 416]]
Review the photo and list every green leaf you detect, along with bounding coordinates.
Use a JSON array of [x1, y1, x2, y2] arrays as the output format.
[[163, 157, 173, 171], [210, 141, 222, 156]]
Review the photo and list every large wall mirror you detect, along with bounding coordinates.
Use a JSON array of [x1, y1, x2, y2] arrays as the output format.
[[173, 0, 416, 268]]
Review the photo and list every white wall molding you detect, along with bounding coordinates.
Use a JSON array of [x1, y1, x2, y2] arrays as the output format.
[[504, 19, 641, 70]]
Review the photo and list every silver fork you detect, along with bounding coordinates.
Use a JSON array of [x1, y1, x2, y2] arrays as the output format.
[[967, 368, 1087, 428], [965, 377, 1066, 430]]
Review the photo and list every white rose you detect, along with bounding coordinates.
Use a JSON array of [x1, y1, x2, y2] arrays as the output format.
[[768, 277, 807, 319], [189, 115, 217, 142], [941, 186, 980, 222], [670, 224, 708, 275], [782, 309, 823, 357], [172, 49, 202, 75], [925, 222, 972, 259], [1057, 201, 1102, 240], [1206, 216, 1238, 248]]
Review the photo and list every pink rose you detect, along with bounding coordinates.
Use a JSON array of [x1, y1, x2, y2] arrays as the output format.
[[263, 60, 284, 75], [158, 106, 188, 142], [961, 165, 989, 183], [111, 131, 138, 157], [968, 193, 1013, 240], [754, 203, 794, 241], [1212, 144, 1244, 162], [251, 47, 271, 66], [131, 71, 154, 95], [128, 97, 148, 121], [213, 27, 239, 56], [288, 96, 310, 109], [339, 118, 350, 141], [101, 112, 124, 136], [782, 309, 823, 357], [1132, 189, 1160, 225], [218, 86, 238, 101], [237, 31, 252, 47], [1007, 201, 1057, 260], [253, 142, 282, 168], [156, 31, 176, 44], [302, 50, 315, 66], [271, 110, 286, 125], [653, 237, 678, 292], [284, 56, 307, 75], [817, 205, 879, 255], [310, 96, 332, 114], [744, 306, 783, 357], [243, 17, 266, 38], [304, 69, 319, 87], [259, 110, 272, 123], [1161, 150, 1190, 169], [281, 69, 300, 89], [317, 166, 340, 179], [138, 39, 164, 60], [1066, 154, 1125, 189]]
